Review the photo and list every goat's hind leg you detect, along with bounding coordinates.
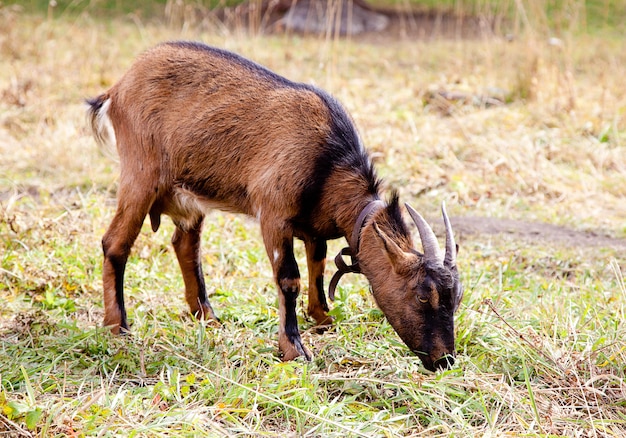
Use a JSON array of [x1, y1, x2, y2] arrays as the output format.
[[171, 217, 218, 322], [102, 188, 155, 334]]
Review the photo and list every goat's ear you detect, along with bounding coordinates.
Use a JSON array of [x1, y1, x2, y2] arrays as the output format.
[[453, 282, 464, 313], [372, 221, 412, 273]]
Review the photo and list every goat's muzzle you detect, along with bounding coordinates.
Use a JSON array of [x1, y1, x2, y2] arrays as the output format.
[[433, 354, 456, 370], [417, 351, 456, 372]]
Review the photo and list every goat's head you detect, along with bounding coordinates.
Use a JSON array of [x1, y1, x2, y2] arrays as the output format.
[[362, 202, 463, 371]]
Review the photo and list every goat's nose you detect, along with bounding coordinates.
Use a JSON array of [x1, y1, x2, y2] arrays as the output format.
[[433, 355, 455, 370]]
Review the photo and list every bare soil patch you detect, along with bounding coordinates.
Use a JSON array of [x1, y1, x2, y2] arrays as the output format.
[[447, 216, 626, 250], [358, 8, 500, 40]]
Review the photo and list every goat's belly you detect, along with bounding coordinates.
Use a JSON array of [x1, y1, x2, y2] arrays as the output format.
[[163, 187, 248, 231]]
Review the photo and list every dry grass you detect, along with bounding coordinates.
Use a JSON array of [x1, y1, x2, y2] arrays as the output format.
[[1, 3, 625, 436]]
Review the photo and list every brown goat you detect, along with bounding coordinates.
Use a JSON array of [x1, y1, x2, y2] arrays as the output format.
[[87, 41, 463, 371]]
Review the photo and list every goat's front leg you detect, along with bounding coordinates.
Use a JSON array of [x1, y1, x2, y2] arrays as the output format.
[[304, 237, 332, 327], [262, 224, 311, 361], [171, 217, 218, 322]]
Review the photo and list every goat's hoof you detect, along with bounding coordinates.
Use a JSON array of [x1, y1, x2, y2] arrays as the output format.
[[313, 323, 333, 334], [104, 318, 128, 335], [279, 338, 312, 362], [192, 303, 218, 321], [201, 318, 222, 329], [309, 310, 334, 328]]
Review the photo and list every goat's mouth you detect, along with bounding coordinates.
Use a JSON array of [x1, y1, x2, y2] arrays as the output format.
[[415, 351, 456, 372]]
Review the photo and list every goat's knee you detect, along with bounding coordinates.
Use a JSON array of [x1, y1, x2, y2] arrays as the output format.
[[263, 229, 311, 361], [277, 276, 311, 360]]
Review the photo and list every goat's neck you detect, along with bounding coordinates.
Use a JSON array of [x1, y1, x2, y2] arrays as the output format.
[[355, 219, 408, 308], [329, 193, 379, 246], [334, 197, 381, 249]]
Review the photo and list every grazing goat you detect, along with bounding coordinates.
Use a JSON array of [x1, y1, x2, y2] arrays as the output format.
[[87, 41, 463, 371]]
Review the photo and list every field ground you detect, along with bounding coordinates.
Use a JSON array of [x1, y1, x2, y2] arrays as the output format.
[[1, 3, 625, 436]]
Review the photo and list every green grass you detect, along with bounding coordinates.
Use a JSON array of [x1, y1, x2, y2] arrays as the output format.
[[1, 3, 626, 436]]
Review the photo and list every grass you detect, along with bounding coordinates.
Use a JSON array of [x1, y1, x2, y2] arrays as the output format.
[[1, 2, 626, 436]]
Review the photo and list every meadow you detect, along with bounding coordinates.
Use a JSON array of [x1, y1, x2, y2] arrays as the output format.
[[1, 1, 625, 436]]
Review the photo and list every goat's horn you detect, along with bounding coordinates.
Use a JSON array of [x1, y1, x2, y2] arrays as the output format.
[[441, 202, 457, 267], [405, 203, 442, 264]]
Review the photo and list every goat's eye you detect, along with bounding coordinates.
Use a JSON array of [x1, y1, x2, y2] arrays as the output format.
[[416, 292, 429, 304]]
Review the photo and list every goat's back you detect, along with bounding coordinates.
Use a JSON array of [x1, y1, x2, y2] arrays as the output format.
[[94, 41, 374, 235]]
